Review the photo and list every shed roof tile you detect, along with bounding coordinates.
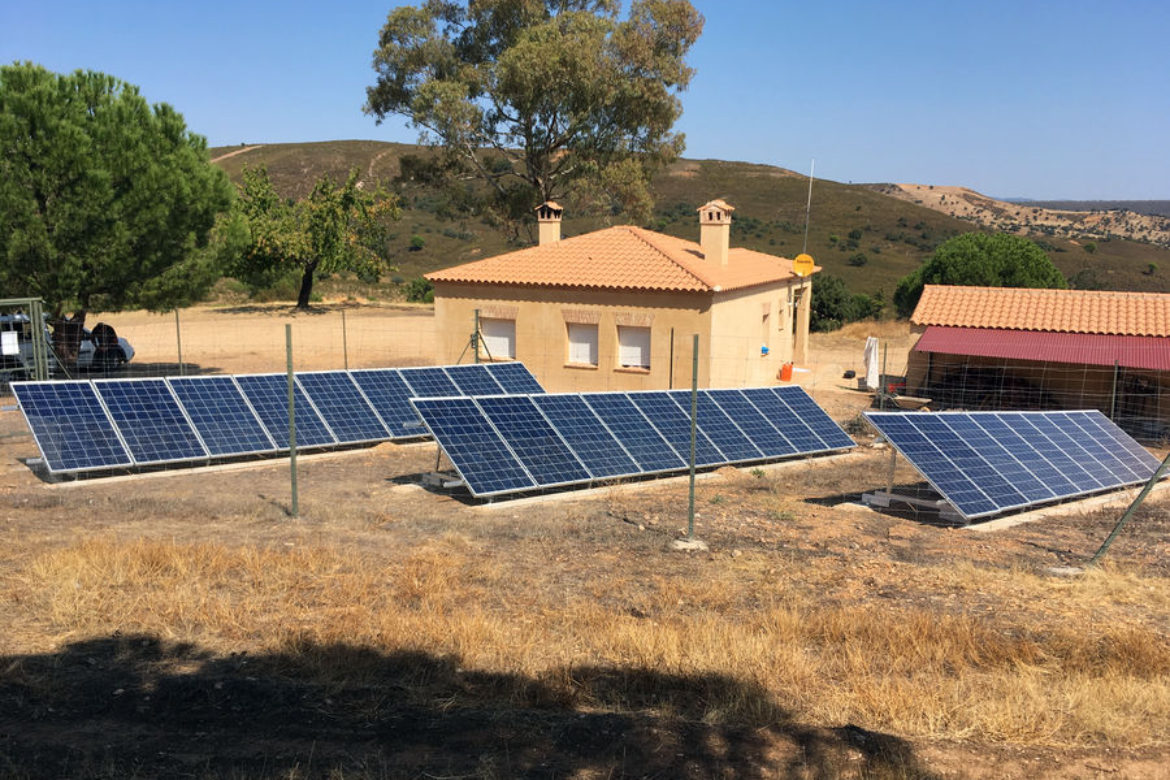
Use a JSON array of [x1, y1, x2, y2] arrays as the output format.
[[911, 285, 1170, 337]]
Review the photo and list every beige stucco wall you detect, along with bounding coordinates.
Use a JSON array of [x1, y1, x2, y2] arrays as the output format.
[[708, 276, 811, 387], [433, 283, 719, 392], [433, 272, 813, 392]]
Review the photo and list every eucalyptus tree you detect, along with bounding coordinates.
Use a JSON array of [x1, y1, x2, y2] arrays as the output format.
[[365, 0, 703, 234]]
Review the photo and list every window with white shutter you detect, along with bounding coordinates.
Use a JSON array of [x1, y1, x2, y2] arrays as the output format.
[[479, 318, 515, 359], [567, 323, 598, 366], [617, 326, 651, 369]]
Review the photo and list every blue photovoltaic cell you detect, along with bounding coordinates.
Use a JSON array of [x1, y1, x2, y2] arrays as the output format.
[[13, 381, 133, 472], [629, 392, 724, 466], [968, 414, 1080, 499], [867, 412, 998, 517], [1000, 415, 1104, 491], [866, 410, 1161, 520], [667, 390, 762, 462], [741, 388, 825, 452], [415, 386, 856, 499], [95, 379, 208, 464], [1069, 411, 1160, 478], [476, 396, 591, 485], [349, 369, 425, 439], [581, 393, 685, 472], [486, 362, 545, 394], [400, 367, 460, 398], [235, 374, 337, 449], [297, 371, 390, 444], [412, 397, 535, 496], [1055, 412, 1141, 483], [774, 387, 856, 450], [705, 389, 797, 458], [531, 394, 640, 478], [909, 415, 1027, 511], [444, 364, 506, 397], [944, 415, 1053, 503], [167, 376, 276, 456]]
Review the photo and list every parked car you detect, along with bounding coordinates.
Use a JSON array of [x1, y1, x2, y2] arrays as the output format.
[[0, 314, 134, 379]]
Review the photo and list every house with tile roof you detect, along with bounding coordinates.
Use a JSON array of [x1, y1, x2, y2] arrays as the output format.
[[907, 284, 1170, 438], [426, 200, 817, 392]]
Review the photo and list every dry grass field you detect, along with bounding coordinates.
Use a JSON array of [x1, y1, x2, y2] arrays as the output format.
[[1, 304, 1169, 779]]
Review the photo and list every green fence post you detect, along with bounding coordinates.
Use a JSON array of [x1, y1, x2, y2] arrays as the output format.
[[286, 324, 299, 518]]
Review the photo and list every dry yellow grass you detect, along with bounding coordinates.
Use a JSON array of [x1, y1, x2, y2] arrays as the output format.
[[14, 533, 1170, 750]]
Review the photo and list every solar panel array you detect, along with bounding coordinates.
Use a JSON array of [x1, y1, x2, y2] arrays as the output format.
[[864, 410, 1161, 519], [412, 386, 856, 498], [12, 363, 544, 474]]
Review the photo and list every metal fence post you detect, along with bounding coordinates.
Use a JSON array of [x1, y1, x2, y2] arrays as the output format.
[[687, 334, 699, 541], [286, 324, 299, 518], [175, 309, 185, 376]]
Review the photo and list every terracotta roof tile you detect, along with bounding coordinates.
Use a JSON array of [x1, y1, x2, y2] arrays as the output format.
[[911, 285, 1170, 337], [425, 225, 808, 293]]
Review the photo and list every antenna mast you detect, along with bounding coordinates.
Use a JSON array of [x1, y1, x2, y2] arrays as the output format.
[[801, 159, 815, 255]]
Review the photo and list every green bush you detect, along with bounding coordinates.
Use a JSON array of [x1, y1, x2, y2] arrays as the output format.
[[404, 276, 434, 303]]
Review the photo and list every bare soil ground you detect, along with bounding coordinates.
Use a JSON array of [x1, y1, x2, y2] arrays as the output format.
[[1, 305, 1168, 779]]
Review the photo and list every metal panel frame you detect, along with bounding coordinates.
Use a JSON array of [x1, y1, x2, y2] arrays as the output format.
[[166, 374, 279, 456], [93, 377, 211, 466], [12, 379, 134, 473], [411, 395, 537, 497], [234, 372, 339, 450], [296, 370, 392, 445]]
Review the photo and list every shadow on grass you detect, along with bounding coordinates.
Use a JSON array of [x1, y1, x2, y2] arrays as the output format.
[[0, 634, 940, 779]]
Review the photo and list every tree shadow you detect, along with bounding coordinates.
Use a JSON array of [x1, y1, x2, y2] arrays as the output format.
[[0, 634, 941, 779]]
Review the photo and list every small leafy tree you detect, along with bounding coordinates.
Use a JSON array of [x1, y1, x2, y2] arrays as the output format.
[[232, 166, 400, 309], [894, 233, 1067, 317]]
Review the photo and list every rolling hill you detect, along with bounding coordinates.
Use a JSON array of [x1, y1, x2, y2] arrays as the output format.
[[210, 141, 1170, 300]]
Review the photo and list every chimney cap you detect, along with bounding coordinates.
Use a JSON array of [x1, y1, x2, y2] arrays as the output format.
[[697, 199, 735, 214], [535, 201, 563, 219]]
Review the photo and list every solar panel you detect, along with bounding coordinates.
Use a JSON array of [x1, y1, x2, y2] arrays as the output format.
[[411, 397, 535, 496], [414, 386, 857, 499], [667, 390, 763, 463], [580, 393, 686, 472], [348, 369, 425, 439], [399, 367, 460, 398], [167, 376, 277, 456], [94, 379, 209, 465], [774, 386, 856, 450], [865, 410, 1160, 520], [476, 396, 592, 485], [235, 374, 337, 449], [12, 381, 133, 473], [740, 387, 826, 452], [296, 371, 391, 444], [444, 364, 506, 396], [485, 362, 545, 394], [705, 389, 798, 458], [629, 392, 725, 466], [530, 395, 640, 479]]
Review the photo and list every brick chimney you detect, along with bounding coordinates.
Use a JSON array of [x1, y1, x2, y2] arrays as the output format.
[[535, 201, 563, 245], [698, 199, 734, 266]]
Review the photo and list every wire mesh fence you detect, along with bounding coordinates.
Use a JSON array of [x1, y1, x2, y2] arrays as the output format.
[[3, 303, 1167, 447]]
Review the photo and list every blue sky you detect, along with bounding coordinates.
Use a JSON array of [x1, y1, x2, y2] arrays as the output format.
[[3, 0, 1167, 199]]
